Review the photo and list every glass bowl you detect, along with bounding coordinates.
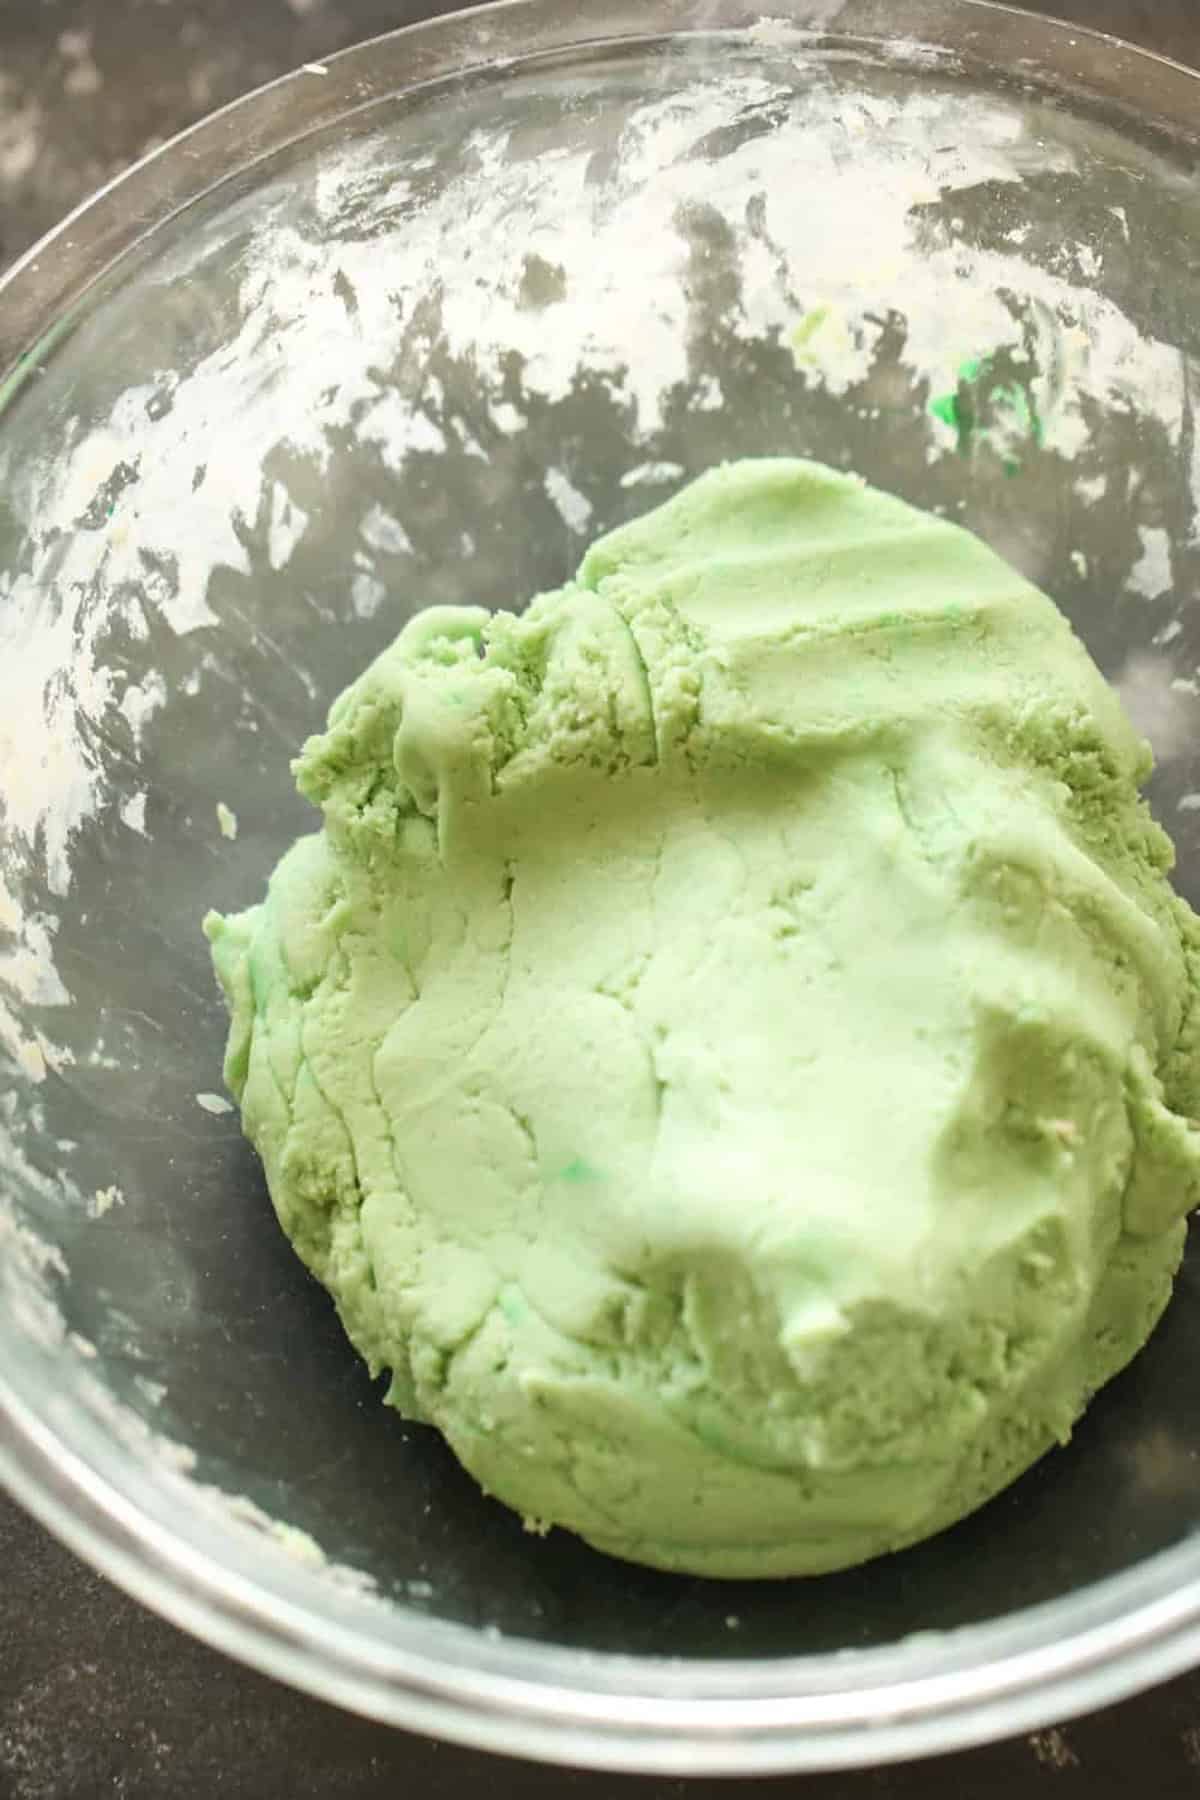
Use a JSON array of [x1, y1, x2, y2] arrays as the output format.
[[4, 0, 1200, 1775]]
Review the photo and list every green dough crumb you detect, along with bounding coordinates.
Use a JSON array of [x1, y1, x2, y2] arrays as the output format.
[[205, 458, 1200, 1579], [928, 350, 1046, 465]]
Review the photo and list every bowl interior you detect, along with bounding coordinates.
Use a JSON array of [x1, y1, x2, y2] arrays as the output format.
[[4, 7, 1200, 1673]]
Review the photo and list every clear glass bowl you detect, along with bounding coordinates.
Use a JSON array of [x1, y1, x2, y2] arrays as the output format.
[[4, 0, 1200, 1774]]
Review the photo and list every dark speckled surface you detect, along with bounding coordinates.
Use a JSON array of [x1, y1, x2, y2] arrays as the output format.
[[4, 3, 1200, 1795]]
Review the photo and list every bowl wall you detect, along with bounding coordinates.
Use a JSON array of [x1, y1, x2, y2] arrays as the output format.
[[4, 0, 1200, 1771]]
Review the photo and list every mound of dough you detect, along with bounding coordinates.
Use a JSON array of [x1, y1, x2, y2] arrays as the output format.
[[206, 459, 1200, 1577]]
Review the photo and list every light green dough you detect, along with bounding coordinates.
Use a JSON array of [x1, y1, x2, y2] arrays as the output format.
[[206, 459, 1200, 1578]]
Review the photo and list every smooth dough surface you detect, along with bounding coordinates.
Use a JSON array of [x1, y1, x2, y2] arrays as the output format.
[[206, 459, 1200, 1577]]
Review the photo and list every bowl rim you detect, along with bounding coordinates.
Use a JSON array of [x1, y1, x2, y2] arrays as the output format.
[[4, 0, 1200, 1774]]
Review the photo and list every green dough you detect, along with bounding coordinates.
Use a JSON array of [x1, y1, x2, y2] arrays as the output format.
[[206, 459, 1200, 1578]]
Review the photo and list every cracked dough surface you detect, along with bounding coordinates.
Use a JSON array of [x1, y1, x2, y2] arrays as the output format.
[[206, 459, 1200, 1577]]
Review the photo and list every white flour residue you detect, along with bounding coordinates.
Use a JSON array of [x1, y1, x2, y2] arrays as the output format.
[[2, 53, 1192, 928], [1129, 525, 1173, 600], [1118, 1424, 1200, 1500], [692, 373, 724, 412], [490, 402, 525, 436], [89, 1184, 125, 1219], [196, 1091, 234, 1116], [48, 1369, 199, 1477], [4, 1167, 379, 1604], [206, 1492, 329, 1570], [0, 873, 68, 1012], [195, 1489, 379, 1596], [786, 244, 1180, 469], [1115, 652, 1200, 764], [360, 504, 413, 557], [744, 15, 808, 47], [288, 64, 1181, 485], [543, 467, 593, 534], [355, 389, 447, 470], [0, 1138, 74, 1354], [266, 480, 310, 571], [0, 565, 119, 896], [1075, 472, 1108, 505], [119, 673, 166, 739], [0, 868, 72, 1083], [119, 791, 147, 835], [621, 461, 686, 488], [350, 570, 387, 620]]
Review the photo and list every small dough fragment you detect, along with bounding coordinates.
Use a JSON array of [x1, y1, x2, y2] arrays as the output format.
[[206, 460, 1200, 1578]]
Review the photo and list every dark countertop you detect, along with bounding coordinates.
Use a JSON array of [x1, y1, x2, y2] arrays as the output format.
[[4, 3, 1200, 1796]]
